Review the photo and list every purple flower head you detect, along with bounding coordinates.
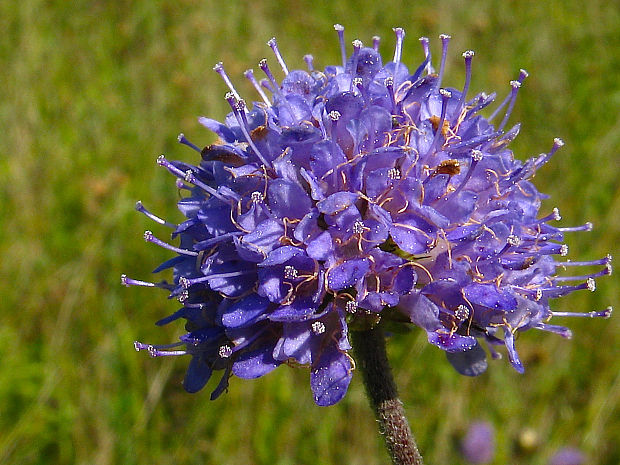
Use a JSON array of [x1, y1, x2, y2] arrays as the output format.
[[124, 26, 612, 405], [548, 447, 586, 465], [461, 421, 495, 464]]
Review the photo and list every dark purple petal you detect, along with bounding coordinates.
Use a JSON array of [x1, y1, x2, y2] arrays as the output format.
[[184, 355, 213, 393], [447, 341, 488, 376], [232, 346, 280, 379], [220, 293, 270, 328], [310, 345, 353, 406], [327, 258, 370, 290], [267, 178, 312, 219]]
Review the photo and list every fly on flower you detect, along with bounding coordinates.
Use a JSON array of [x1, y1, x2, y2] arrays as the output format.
[[124, 25, 611, 406]]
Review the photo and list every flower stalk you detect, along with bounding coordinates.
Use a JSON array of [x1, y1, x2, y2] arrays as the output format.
[[351, 327, 423, 465]]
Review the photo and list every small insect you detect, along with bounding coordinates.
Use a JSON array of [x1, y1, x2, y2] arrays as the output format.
[[433, 159, 461, 176]]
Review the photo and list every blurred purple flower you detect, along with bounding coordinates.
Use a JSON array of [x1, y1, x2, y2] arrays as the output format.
[[549, 447, 586, 465], [124, 25, 612, 405], [461, 421, 495, 464]]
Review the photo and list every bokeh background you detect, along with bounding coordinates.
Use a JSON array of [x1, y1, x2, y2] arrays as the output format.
[[1, 1, 618, 464]]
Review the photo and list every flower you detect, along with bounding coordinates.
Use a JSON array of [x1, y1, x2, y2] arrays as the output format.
[[548, 447, 586, 465], [124, 26, 612, 406], [461, 421, 495, 464]]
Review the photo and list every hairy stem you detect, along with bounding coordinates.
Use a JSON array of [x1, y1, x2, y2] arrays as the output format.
[[351, 327, 423, 465]]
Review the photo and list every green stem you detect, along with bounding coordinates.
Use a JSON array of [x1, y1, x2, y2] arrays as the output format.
[[351, 327, 424, 465]]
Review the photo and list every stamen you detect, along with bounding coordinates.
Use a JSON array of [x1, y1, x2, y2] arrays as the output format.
[[219, 345, 233, 358], [121, 274, 170, 289], [345, 300, 358, 313], [328, 110, 341, 121], [388, 167, 401, 180], [213, 62, 241, 100], [135, 341, 187, 357], [535, 138, 565, 168], [372, 35, 380, 52], [258, 58, 280, 92], [311, 321, 326, 335], [393, 27, 405, 68], [455, 304, 470, 320], [134, 201, 176, 228], [226, 94, 271, 167], [558, 222, 593, 233], [552, 307, 612, 318], [157, 155, 222, 199], [143, 230, 199, 256], [243, 69, 271, 105], [284, 265, 298, 280], [385, 76, 395, 109], [353, 220, 365, 234], [349, 40, 363, 90], [558, 255, 612, 268], [251, 191, 264, 203], [457, 50, 474, 110], [489, 69, 528, 122], [419, 37, 433, 75], [539, 207, 562, 223], [426, 88, 452, 156], [303, 54, 314, 71], [497, 80, 522, 132], [267, 37, 289, 75], [177, 133, 201, 152], [334, 24, 347, 68], [554, 263, 612, 282], [436, 34, 451, 89]]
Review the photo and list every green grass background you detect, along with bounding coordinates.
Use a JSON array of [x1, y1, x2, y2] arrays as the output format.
[[1, 0, 618, 464]]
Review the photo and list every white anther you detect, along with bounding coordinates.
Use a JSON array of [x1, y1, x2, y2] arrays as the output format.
[[179, 277, 191, 289], [284, 265, 298, 280], [178, 290, 189, 303], [388, 167, 401, 180], [552, 207, 562, 221], [535, 289, 543, 301], [184, 170, 194, 182], [507, 235, 521, 247], [586, 278, 596, 292], [584, 222, 593, 231], [219, 345, 233, 358], [328, 110, 341, 121], [471, 149, 483, 161], [251, 191, 264, 203], [553, 137, 565, 147], [353, 77, 363, 86], [462, 50, 475, 59], [352, 39, 363, 48], [439, 88, 452, 98], [384, 76, 394, 87], [120, 274, 128, 286], [311, 321, 326, 335], [520, 69, 529, 79], [560, 244, 569, 256], [334, 24, 344, 32], [353, 221, 365, 235], [510, 80, 522, 89], [143, 230, 153, 241], [156, 155, 166, 165], [439, 33, 451, 40], [345, 301, 358, 313], [455, 305, 470, 320]]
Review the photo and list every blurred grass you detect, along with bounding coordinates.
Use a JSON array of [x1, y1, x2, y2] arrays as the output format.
[[0, 0, 618, 464]]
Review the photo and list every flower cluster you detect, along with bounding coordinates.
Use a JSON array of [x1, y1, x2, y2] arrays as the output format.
[[124, 26, 611, 405]]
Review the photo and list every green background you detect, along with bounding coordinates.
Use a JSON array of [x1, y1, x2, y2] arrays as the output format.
[[1, 1, 618, 464]]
